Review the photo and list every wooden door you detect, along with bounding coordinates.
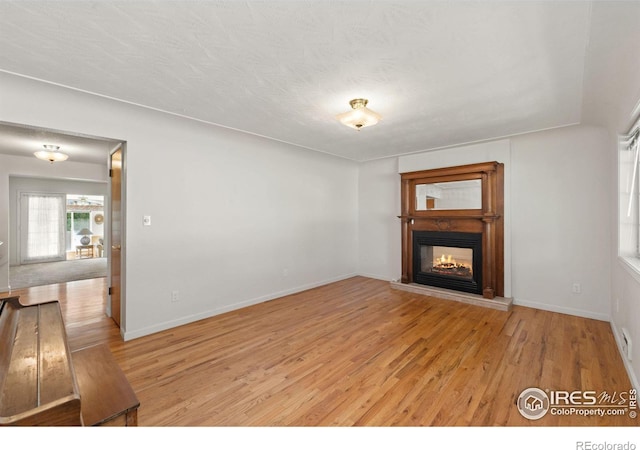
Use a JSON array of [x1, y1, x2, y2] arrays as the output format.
[[110, 148, 122, 327]]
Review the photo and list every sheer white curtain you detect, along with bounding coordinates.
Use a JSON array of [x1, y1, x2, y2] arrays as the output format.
[[20, 193, 66, 263]]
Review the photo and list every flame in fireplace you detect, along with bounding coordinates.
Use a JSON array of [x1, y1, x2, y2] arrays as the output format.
[[440, 254, 453, 264], [439, 254, 455, 265], [433, 254, 471, 276]]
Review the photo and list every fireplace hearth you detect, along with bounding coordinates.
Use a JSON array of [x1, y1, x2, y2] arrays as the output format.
[[413, 231, 482, 295]]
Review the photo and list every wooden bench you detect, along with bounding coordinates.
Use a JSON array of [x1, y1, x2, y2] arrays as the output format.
[[72, 343, 139, 426], [0, 296, 139, 426]]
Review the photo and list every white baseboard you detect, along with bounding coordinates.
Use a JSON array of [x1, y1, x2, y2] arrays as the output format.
[[123, 272, 358, 341], [513, 297, 610, 322], [354, 281, 610, 321], [611, 321, 640, 392], [356, 272, 392, 282]]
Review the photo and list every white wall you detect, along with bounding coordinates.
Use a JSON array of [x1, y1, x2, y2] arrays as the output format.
[[0, 72, 359, 340], [89, 211, 105, 249], [510, 125, 611, 320], [8, 176, 107, 265], [580, 1, 640, 390], [357, 157, 401, 280]]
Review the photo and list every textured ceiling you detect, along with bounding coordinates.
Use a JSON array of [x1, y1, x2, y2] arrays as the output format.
[[0, 123, 120, 165], [0, 1, 594, 162]]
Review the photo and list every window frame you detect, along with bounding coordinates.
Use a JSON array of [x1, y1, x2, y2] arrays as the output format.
[[618, 121, 640, 279]]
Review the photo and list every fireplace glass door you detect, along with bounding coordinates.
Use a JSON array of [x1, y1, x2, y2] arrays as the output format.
[[420, 246, 473, 280], [413, 231, 482, 295]]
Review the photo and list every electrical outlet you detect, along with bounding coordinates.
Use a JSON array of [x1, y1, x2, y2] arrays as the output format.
[[171, 290, 179, 302], [572, 283, 581, 294], [283, 268, 288, 277]]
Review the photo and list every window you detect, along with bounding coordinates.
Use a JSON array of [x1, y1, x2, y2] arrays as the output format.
[[619, 121, 640, 271], [67, 212, 90, 233]]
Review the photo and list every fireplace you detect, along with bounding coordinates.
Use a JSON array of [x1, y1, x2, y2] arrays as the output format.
[[399, 162, 504, 299], [412, 231, 482, 295]]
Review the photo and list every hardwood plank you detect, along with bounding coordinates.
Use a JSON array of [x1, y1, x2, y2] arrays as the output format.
[[5, 276, 636, 426], [0, 301, 39, 416], [37, 302, 78, 407]]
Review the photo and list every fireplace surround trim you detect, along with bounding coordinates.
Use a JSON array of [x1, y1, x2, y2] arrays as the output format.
[[399, 161, 504, 299]]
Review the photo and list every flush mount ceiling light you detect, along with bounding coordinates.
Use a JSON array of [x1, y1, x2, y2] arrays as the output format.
[[336, 98, 381, 130], [34, 144, 69, 163]]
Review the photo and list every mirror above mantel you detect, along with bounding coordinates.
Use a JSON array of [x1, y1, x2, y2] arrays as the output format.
[[415, 179, 482, 211]]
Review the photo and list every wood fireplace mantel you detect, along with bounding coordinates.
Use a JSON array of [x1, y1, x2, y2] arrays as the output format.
[[399, 161, 504, 299]]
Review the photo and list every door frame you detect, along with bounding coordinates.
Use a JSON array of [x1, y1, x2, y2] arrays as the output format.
[[108, 142, 126, 335]]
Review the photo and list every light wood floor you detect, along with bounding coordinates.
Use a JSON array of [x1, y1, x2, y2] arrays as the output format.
[[6, 276, 637, 426]]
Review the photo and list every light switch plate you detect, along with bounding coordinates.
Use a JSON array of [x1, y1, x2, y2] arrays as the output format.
[[143, 215, 151, 226]]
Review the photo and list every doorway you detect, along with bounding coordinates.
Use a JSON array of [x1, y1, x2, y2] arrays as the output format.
[[66, 194, 106, 261], [0, 121, 125, 332]]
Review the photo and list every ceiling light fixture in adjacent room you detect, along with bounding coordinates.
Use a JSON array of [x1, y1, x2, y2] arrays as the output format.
[[34, 144, 69, 163], [336, 98, 381, 130]]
